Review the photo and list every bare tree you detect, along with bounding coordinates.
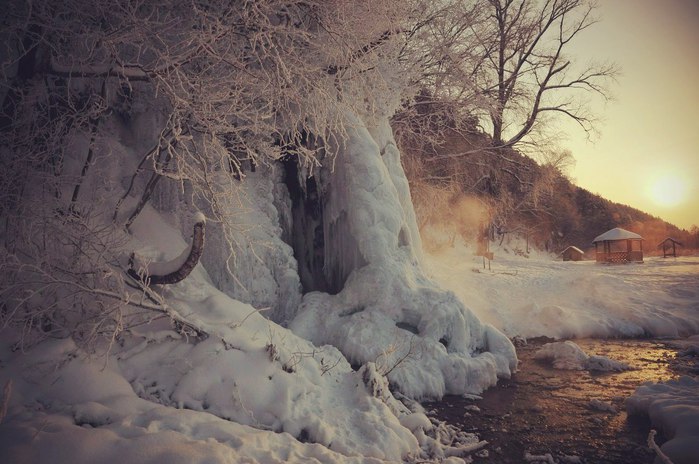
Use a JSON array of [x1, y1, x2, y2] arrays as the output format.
[[470, 0, 618, 148], [395, 0, 617, 158]]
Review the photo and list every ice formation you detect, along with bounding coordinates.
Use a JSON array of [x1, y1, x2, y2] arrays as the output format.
[[290, 113, 517, 399], [0, 106, 518, 462]]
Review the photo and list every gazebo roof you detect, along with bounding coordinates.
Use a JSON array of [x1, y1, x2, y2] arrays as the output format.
[[657, 237, 682, 247], [561, 245, 584, 255], [592, 227, 643, 243]]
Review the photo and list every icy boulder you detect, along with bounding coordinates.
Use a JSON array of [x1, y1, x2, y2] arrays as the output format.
[[627, 376, 699, 464], [290, 114, 517, 399], [534, 341, 630, 371]]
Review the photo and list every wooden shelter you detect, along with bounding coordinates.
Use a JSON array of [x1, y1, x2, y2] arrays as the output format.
[[592, 228, 644, 263], [561, 246, 584, 261], [658, 237, 682, 258]]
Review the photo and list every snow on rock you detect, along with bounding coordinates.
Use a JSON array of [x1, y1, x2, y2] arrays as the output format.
[[585, 354, 631, 372], [560, 455, 583, 464], [534, 341, 630, 371], [534, 341, 589, 370], [524, 451, 556, 463], [588, 399, 617, 413], [290, 113, 516, 399], [626, 376, 699, 464]]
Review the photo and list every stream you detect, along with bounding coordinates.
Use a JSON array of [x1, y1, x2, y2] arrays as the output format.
[[425, 338, 690, 464]]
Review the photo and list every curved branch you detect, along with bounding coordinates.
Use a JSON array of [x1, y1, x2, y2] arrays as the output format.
[[128, 214, 206, 285]]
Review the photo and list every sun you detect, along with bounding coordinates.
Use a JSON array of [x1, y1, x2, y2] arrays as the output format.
[[648, 174, 688, 207]]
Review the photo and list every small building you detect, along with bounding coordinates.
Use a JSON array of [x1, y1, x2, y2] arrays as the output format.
[[561, 245, 584, 261], [592, 227, 644, 263], [657, 237, 682, 258]]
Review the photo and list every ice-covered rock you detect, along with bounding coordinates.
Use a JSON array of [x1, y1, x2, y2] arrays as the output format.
[[290, 114, 516, 399], [534, 341, 629, 371], [627, 376, 699, 464]]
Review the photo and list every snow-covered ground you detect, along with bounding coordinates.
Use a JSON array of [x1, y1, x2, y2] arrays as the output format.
[[2, 218, 698, 463], [425, 237, 699, 340]]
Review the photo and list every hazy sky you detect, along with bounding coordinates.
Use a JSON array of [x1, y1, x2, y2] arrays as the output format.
[[563, 0, 699, 230]]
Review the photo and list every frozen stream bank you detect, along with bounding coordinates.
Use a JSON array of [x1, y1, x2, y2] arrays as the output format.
[[425, 337, 696, 464]]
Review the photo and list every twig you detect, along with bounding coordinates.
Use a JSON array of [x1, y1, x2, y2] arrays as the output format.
[[648, 429, 674, 464]]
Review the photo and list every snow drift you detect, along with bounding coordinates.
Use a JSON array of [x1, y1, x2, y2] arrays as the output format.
[[425, 236, 699, 340]]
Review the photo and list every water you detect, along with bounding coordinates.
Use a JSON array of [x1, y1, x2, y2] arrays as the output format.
[[425, 337, 686, 464]]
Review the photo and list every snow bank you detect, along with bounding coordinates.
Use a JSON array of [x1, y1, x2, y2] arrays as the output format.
[[425, 236, 699, 339], [626, 376, 699, 464], [0, 338, 391, 464], [534, 341, 630, 371], [290, 114, 517, 399]]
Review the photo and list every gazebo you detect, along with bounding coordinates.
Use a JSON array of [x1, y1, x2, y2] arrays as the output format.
[[561, 245, 584, 261], [592, 227, 644, 263], [657, 237, 682, 258]]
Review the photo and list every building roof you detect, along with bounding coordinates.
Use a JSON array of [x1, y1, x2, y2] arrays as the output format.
[[592, 227, 643, 243], [657, 237, 683, 247], [561, 245, 584, 255]]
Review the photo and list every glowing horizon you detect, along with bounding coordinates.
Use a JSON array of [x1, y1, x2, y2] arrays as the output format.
[[561, 0, 699, 230]]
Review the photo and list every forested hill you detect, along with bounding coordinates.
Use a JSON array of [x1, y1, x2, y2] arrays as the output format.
[[393, 112, 696, 255]]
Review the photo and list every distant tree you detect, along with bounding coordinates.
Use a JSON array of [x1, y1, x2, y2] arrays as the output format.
[[688, 225, 699, 249]]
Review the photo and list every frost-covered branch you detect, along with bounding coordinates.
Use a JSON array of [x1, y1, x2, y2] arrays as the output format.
[[394, 0, 617, 156]]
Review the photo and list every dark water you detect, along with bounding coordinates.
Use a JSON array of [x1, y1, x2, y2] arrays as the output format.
[[425, 338, 686, 464]]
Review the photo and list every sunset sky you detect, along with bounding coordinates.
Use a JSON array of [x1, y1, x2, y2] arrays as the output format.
[[563, 0, 699, 230]]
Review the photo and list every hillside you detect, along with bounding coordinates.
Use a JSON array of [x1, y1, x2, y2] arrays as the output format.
[[393, 108, 697, 256]]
